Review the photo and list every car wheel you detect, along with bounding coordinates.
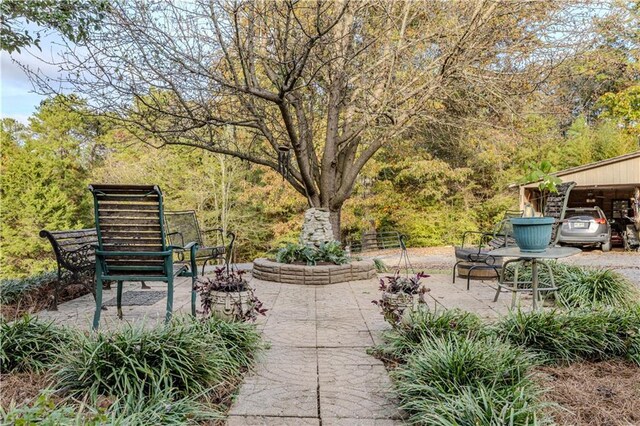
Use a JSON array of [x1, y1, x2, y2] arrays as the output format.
[[602, 242, 611, 252]]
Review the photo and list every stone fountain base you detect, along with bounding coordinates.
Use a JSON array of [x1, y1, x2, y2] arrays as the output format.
[[252, 258, 376, 285]]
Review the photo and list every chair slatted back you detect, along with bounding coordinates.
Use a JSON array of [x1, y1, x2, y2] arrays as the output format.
[[544, 181, 576, 244], [488, 210, 523, 249], [89, 184, 168, 277], [164, 211, 203, 247]]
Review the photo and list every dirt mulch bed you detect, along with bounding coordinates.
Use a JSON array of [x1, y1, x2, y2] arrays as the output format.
[[0, 372, 56, 409], [538, 360, 640, 425], [1, 282, 91, 321]]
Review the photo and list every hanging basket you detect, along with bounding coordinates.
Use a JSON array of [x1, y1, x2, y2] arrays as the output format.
[[380, 291, 425, 325], [208, 290, 254, 321]]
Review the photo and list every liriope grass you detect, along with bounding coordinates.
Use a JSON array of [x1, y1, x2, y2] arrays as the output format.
[[1, 315, 263, 424], [392, 335, 544, 425], [373, 308, 483, 362], [492, 306, 640, 365], [0, 315, 71, 373], [504, 262, 639, 309], [55, 315, 262, 398], [1, 388, 224, 425], [377, 304, 640, 425], [0, 271, 59, 305]]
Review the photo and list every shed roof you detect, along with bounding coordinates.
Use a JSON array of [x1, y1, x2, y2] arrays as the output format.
[[519, 150, 640, 188]]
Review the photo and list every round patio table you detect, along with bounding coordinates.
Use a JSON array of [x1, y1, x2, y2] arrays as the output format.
[[488, 246, 581, 310]]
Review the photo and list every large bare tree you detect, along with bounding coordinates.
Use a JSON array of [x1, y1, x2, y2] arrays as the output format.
[[29, 0, 594, 238]]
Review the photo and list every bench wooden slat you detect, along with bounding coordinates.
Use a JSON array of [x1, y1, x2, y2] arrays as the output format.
[[101, 237, 163, 244], [99, 210, 160, 218], [97, 196, 159, 203], [101, 245, 164, 252], [99, 204, 161, 211], [100, 225, 162, 232], [98, 217, 162, 226]]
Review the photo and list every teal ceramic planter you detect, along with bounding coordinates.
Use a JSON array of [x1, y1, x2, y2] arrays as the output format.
[[510, 217, 555, 253]]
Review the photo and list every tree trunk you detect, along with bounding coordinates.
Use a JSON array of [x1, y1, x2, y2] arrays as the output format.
[[329, 206, 342, 241]]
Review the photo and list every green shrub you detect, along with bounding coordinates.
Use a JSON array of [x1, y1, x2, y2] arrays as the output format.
[[392, 335, 542, 425], [0, 315, 71, 373], [316, 241, 349, 264], [492, 307, 640, 364], [375, 309, 483, 362], [0, 271, 59, 304], [275, 241, 348, 265], [55, 316, 261, 398]]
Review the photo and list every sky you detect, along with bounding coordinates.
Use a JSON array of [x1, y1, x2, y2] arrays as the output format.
[[0, 27, 62, 124]]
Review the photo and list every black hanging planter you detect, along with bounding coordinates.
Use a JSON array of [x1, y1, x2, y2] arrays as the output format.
[[277, 145, 291, 180]]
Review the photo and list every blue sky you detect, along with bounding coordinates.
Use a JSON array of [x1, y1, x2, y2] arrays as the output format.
[[1, 51, 48, 124], [1, 26, 61, 124]]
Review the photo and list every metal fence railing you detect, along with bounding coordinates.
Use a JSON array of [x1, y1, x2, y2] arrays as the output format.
[[348, 231, 402, 253]]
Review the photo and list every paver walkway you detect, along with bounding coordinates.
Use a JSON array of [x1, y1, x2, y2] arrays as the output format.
[[227, 278, 403, 425], [34, 266, 533, 425]]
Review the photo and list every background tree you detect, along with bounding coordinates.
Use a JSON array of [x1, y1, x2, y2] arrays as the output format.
[[30, 0, 596, 238], [0, 96, 99, 277], [0, 0, 109, 53]]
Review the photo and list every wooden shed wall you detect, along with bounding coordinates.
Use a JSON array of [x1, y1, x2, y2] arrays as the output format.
[[522, 156, 640, 188]]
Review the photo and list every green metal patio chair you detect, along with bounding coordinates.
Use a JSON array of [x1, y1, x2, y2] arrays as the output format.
[[164, 210, 235, 275], [88, 184, 198, 330]]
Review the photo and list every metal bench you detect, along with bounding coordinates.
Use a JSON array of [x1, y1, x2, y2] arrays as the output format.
[[349, 231, 402, 253], [39, 228, 98, 309]]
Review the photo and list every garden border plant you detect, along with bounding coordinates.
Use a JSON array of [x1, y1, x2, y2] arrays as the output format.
[[373, 304, 640, 425], [0, 314, 264, 424], [275, 241, 349, 265]]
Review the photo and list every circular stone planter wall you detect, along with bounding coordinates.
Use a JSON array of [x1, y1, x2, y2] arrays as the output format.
[[252, 258, 377, 285]]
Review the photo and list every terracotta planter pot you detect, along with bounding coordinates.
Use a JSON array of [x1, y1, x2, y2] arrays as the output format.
[[209, 290, 254, 321]]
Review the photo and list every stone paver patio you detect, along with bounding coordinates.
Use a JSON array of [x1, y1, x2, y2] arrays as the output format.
[[36, 267, 535, 424]]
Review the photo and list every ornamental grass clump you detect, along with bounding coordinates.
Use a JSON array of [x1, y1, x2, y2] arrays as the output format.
[[493, 307, 640, 364], [55, 315, 261, 398], [0, 271, 59, 305], [555, 267, 639, 309], [392, 335, 543, 425], [0, 315, 71, 373], [374, 308, 483, 362], [503, 262, 638, 309]]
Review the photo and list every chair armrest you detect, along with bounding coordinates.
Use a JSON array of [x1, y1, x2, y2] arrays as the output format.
[[167, 231, 185, 247], [460, 231, 493, 249], [202, 228, 224, 234], [168, 242, 199, 278]]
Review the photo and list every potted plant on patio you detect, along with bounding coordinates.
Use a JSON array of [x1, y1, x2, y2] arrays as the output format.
[[373, 272, 430, 327], [511, 160, 562, 252], [195, 267, 267, 321]]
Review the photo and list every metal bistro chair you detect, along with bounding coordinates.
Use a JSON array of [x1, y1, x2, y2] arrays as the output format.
[[164, 210, 235, 275], [89, 185, 198, 330], [453, 210, 523, 290]]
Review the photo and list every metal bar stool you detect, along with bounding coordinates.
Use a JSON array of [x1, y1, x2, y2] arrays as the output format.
[[493, 258, 558, 309]]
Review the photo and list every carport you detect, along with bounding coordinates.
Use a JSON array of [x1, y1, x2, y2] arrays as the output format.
[[519, 151, 640, 220]]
